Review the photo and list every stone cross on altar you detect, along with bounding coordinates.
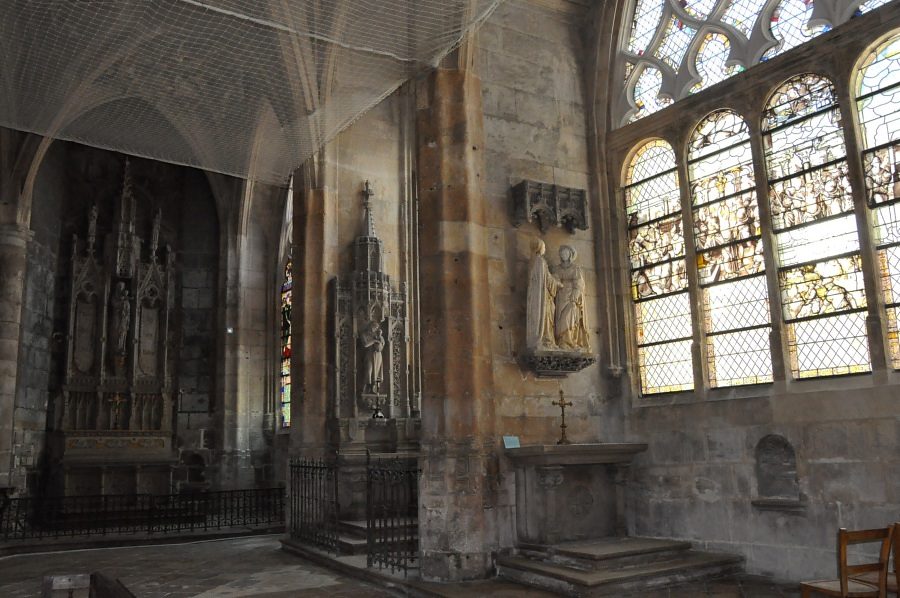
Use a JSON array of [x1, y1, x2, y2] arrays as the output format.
[[552, 388, 572, 445]]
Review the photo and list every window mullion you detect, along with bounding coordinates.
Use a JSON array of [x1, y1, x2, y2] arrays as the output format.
[[675, 143, 708, 397], [747, 115, 790, 386], [834, 79, 889, 372]]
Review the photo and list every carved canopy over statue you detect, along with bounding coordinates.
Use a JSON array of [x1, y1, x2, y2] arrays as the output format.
[[525, 240, 595, 377]]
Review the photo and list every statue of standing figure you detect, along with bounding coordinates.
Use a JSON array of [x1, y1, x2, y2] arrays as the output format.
[[111, 281, 131, 357], [360, 319, 385, 394], [526, 241, 591, 354]]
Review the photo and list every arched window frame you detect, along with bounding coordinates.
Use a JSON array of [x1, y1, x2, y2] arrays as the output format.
[[854, 30, 900, 367]]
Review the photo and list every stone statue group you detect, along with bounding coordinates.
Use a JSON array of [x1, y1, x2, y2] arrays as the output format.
[[527, 240, 591, 353]]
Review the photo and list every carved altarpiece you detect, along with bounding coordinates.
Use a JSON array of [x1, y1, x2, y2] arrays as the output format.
[[54, 161, 175, 496], [330, 182, 419, 517]]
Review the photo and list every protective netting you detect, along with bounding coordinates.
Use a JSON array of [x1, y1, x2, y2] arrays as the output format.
[[0, 0, 502, 183]]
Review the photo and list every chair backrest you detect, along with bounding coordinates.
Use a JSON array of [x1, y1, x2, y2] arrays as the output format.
[[891, 523, 900, 590], [838, 526, 892, 596]]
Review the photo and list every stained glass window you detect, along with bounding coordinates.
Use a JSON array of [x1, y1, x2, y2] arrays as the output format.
[[688, 110, 773, 386], [617, 0, 896, 125], [280, 257, 293, 428], [763, 74, 871, 377], [625, 140, 694, 394], [857, 33, 900, 367]]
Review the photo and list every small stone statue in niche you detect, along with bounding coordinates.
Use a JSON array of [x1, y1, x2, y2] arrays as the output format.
[[553, 245, 591, 352], [525, 240, 595, 377], [360, 319, 385, 395], [110, 281, 131, 357]]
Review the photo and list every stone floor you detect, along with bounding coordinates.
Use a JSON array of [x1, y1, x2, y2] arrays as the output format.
[[0, 535, 802, 597]]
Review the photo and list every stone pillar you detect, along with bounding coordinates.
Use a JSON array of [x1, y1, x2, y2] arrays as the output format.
[[0, 223, 29, 489], [291, 182, 338, 456], [416, 59, 496, 580]]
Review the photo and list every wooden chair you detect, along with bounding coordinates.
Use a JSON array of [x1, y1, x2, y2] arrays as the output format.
[[853, 523, 899, 596], [800, 527, 892, 598]]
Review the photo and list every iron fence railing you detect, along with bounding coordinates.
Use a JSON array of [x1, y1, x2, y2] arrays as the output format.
[[289, 458, 338, 553], [366, 453, 420, 576], [0, 488, 284, 541]]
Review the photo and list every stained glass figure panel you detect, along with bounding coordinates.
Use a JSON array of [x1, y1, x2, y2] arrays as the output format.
[[698, 239, 765, 284], [703, 275, 771, 332], [887, 306, 900, 367], [707, 328, 773, 386], [693, 193, 761, 250], [636, 292, 693, 344], [632, 259, 690, 299], [788, 311, 871, 377], [762, 74, 839, 131], [768, 164, 854, 230], [863, 145, 900, 206], [764, 112, 847, 181], [779, 256, 867, 320], [638, 340, 695, 394], [280, 257, 293, 428], [629, 215, 685, 269]]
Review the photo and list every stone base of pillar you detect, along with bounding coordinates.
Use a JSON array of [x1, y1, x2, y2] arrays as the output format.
[[420, 550, 494, 582]]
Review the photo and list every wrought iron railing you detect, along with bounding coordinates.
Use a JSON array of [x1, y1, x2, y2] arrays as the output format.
[[289, 458, 338, 553], [0, 488, 284, 541], [366, 453, 420, 576]]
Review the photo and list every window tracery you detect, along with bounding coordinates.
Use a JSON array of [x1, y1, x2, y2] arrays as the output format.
[[688, 110, 773, 386], [762, 74, 871, 377], [617, 0, 896, 126], [857, 32, 900, 366]]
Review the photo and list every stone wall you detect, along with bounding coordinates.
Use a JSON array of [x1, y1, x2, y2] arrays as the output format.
[[477, 0, 618, 548], [13, 142, 67, 493]]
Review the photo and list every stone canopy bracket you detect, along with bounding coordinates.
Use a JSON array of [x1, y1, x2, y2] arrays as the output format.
[[512, 180, 588, 234]]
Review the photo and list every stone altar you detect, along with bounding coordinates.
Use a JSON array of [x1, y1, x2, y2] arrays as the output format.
[[505, 443, 647, 545], [51, 159, 176, 496]]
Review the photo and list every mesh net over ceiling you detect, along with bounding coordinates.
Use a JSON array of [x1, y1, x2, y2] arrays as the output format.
[[0, 0, 502, 183]]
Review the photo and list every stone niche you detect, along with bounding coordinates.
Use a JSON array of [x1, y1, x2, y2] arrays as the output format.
[[752, 434, 803, 511], [49, 159, 177, 496], [330, 183, 419, 518]]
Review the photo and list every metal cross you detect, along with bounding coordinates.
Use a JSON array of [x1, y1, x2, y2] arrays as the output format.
[[551, 389, 572, 445]]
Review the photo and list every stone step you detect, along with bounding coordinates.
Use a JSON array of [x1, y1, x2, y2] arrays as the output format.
[[336, 534, 368, 555], [338, 519, 418, 540], [519, 537, 694, 571], [497, 550, 744, 597]]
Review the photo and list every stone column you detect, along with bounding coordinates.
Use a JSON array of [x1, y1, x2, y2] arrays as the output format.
[[416, 56, 496, 581], [0, 223, 29, 489], [291, 181, 338, 456]]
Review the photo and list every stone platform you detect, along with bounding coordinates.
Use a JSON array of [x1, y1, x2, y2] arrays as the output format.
[[497, 536, 744, 597]]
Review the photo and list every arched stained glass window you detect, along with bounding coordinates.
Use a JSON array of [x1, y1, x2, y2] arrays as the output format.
[[625, 140, 694, 394], [762, 74, 871, 378], [280, 257, 293, 428], [688, 110, 773, 386], [856, 33, 900, 367], [617, 0, 896, 125]]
